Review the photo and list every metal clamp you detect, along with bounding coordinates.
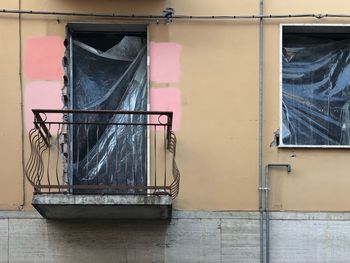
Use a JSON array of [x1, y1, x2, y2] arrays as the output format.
[[163, 8, 175, 23]]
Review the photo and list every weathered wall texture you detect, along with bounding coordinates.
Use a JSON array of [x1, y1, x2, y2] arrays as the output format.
[[1, 0, 350, 211], [1, 211, 350, 263]]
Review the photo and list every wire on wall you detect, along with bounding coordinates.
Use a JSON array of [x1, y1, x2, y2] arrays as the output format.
[[1, 8, 350, 21]]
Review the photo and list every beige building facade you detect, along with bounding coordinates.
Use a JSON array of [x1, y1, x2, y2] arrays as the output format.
[[1, 0, 350, 262]]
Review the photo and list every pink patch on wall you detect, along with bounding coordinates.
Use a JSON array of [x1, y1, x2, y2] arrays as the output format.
[[150, 88, 181, 131], [24, 81, 63, 131], [24, 36, 64, 80], [150, 42, 181, 83]]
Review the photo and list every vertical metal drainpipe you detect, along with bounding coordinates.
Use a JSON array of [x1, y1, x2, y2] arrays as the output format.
[[264, 164, 292, 263], [259, 0, 264, 263], [18, 0, 26, 210]]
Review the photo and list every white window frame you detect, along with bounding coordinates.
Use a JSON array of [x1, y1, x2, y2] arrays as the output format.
[[279, 23, 350, 148]]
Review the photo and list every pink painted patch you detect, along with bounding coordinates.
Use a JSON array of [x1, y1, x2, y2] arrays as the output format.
[[24, 36, 64, 80], [24, 81, 63, 131], [150, 88, 181, 131], [150, 42, 181, 83]]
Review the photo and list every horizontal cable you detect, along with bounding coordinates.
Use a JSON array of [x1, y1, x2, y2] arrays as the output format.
[[1, 9, 350, 21]]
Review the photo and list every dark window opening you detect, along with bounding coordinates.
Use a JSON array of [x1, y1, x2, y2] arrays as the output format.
[[281, 25, 350, 147], [66, 24, 148, 193]]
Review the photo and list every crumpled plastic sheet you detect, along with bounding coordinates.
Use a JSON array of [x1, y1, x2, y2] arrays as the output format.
[[71, 36, 147, 192], [282, 35, 350, 146]]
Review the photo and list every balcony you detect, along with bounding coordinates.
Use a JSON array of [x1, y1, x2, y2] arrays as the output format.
[[25, 109, 180, 219]]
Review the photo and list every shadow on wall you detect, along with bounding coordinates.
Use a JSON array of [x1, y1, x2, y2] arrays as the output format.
[[37, 220, 170, 262]]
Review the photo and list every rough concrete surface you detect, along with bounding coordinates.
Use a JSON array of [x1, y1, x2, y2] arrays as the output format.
[[0, 220, 8, 263], [32, 195, 172, 219], [0, 211, 350, 262]]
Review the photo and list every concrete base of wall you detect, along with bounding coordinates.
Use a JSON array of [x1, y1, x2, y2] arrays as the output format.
[[0, 210, 349, 262]]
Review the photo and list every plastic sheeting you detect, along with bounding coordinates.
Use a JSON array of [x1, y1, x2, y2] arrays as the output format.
[[282, 35, 350, 146], [71, 36, 147, 192]]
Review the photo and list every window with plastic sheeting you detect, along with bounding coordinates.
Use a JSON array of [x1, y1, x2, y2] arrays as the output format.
[[65, 24, 149, 193], [280, 25, 350, 148]]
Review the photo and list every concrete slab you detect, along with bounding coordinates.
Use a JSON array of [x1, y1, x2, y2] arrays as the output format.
[[165, 219, 221, 262], [0, 219, 8, 263], [3, 211, 350, 262], [221, 219, 260, 263], [32, 194, 172, 219], [9, 218, 169, 263]]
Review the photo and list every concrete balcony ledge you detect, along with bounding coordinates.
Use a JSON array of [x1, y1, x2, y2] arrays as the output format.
[[32, 194, 172, 220]]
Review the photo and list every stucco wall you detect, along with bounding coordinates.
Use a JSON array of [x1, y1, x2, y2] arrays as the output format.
[[1, 0, 350, 211]]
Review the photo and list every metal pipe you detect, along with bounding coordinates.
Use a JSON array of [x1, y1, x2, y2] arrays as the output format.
[[258, 1, 264, 263], [18, 0, 26, 210], [264, 164, 291, 263], [0, 8, 350, 21]]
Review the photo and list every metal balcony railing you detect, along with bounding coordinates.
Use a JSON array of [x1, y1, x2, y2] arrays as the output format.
[[25, 109, 180, 199]]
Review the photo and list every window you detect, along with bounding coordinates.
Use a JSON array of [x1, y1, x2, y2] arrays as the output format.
[[64, 24, 149, 192], [280, 25, 350, 147]]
